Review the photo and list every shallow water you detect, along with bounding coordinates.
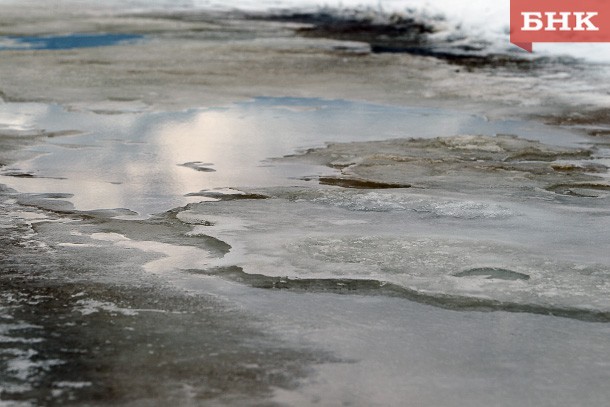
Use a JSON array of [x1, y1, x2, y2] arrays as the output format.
[[0, 33, 144, 51], [0, 97, 590, 216], [1, 97, 609, 405], [1, 98, 608, 313]]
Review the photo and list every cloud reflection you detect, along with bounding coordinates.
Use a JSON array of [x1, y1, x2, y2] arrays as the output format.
[[1, 97, 578, 217]]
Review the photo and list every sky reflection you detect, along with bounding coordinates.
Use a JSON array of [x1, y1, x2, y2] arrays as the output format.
[[0, 97, 585, 216]]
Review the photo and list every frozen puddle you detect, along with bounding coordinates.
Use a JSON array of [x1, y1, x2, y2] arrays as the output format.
[[177, 195, 610, 321], [1, 97, 609, 405], [1, 97, 608, 318]]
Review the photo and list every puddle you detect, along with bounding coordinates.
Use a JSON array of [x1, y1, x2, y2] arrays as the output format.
[[2, 96, 610, 406], [2, 96, 609, 313], [0, 97, 590, 217], [0, 33, 144, 51]]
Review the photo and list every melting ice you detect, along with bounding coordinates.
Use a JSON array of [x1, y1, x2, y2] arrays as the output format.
[[2, 98, 608, 321]]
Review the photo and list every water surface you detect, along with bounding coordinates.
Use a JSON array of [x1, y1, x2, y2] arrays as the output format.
[[0, 33, 143, 51], [1, 97, 609, 406]]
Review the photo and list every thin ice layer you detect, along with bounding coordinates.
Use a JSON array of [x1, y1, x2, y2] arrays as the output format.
[[173, 135, 610, 319], [177, 194, 610, 320], [281, 134, 607, 198]]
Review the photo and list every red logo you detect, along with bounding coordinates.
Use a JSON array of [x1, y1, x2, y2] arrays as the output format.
[[510, 0, 610, 51]]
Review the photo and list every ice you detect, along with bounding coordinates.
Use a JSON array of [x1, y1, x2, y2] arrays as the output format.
[[261, 292, 610, 407], [91, 232, 214, 273], [289, 188, 516, 218], [4, 98, 590, 319], [74, 299, 139, 316], [281, 135, 600, 195], [176, 193, 610, 320], [1, 87, 609, 404], [90, 232, 131, 243]]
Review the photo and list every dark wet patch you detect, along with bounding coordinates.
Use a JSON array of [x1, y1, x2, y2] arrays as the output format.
[[90, 110, 136, 115], [0, 128, 81, 139], [541, 109, 610, 127], [0, 33, 144, 51], [43, 130, 84, 138], [257, 10, 578, 71], [193, 266, 608, 322], [391, 51, 579, 73], [454, 267, 530, 281], [315, 176, 411, 189], [587, 129, 610, 138], [82, 208, 139, 218], [185, 190, 269, 200], [2, 171, 35, 178], [505, 148, 592, 162], [537, 109, 610, 140], [551, 163, 608, 173], [21, 192, 73, 199], [2, 171, 68, 180], [546, 183, 610, 198], [283, 12, 433, 48], [185, 219, 215, 226], [0, 276, 327, 405], [16, 193, 76, 214], [178, 161, 216, 172]]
